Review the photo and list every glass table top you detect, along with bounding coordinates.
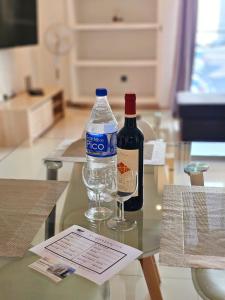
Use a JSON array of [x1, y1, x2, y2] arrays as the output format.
[[1, 141, 225, 299], [62, 163, 162, 259]]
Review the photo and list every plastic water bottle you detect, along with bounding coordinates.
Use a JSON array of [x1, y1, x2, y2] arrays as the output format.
[[86, 88, 118, 196]]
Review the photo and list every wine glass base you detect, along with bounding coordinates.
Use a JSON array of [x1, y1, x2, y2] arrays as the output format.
[[85, 207, 112, 221], [107, 218, 137, 231]]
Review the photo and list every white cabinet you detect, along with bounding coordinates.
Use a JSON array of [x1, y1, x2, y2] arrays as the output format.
[[0, 87, 64, 147], [29, 100, 54, 139], [67, 0, 162, 106]]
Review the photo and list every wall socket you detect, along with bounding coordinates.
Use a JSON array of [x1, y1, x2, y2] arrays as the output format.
[[120, 75, 128, 82]]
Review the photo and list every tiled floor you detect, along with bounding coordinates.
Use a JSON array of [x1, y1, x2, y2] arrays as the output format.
[[0, 146, 16, 161], [0, 108, 202, 300]]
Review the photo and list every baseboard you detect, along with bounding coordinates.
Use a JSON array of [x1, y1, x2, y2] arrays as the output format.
[[67, 100, 160, 110]]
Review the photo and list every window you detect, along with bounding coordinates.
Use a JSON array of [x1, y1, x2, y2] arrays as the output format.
[[191, 0, 225, 93]]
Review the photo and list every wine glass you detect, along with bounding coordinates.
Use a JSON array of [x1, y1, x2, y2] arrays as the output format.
[[107, 171, 138, 231], [82, 163, 113, 221]]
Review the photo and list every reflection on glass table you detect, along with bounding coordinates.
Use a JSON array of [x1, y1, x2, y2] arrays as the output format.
[[82, 162, 113, 221]]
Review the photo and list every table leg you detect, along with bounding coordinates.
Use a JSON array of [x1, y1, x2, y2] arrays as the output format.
[[45, 161, 63, 180], [140, 256, 163, 300], [44, 160, 63, 239]]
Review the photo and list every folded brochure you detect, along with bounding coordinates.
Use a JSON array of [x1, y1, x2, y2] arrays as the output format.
[[29, 225, 142, 285], [29, 257, 75, 283]]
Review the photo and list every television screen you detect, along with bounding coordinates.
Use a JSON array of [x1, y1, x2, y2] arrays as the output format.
[[0, 0, 38, 48]]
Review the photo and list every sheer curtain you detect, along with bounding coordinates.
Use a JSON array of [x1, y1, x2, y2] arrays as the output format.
[[169, 0, 198, 114]]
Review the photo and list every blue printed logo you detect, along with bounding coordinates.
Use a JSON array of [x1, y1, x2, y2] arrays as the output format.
[[86, 132, 117, 157]]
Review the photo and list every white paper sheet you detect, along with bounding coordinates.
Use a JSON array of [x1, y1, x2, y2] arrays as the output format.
[[144, 140, 166, 165], [30, 225, 142, 285]]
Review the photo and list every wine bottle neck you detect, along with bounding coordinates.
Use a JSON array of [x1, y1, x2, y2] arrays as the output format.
[[124, 116, 137, 128]]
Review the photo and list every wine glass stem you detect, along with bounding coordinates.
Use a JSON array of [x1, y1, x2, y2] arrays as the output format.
[[118, 202, 122, 219], [121, 202, 125, 222], [96, 193, 101, 210]]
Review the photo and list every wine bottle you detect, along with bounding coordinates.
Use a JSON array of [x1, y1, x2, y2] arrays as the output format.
[[117, 94, 144, 211]]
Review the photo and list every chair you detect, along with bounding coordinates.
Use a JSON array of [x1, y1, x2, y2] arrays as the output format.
[[137, 119, 157, 141], [185, 162, 225, 300], [192, 269, 225, 300]]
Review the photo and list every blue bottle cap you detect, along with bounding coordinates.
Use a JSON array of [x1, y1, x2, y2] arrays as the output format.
[[96, 88, 107, 97]]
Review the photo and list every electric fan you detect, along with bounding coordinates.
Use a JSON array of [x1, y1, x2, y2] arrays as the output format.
[[44, 23, 74, 80]]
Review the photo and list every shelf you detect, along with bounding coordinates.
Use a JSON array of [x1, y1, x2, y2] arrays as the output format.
[[73, 23, 160, 31], [74, 60, 157, 67], [67, 0, 160, 108], [76, 95, 157, 106]]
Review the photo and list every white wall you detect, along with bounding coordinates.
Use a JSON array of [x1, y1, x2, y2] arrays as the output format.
[[0, 0, 70, 101], [36, 0, 70, 98], [0, 0, 179, 107], [158, 0, 180, 108], [0, 46, 37, 100]]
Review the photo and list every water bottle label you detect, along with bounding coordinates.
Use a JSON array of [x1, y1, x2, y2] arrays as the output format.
[[86, 132, 117, 157]]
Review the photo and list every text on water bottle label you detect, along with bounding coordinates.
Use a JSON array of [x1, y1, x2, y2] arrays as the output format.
[[86, 132, 117, 157]]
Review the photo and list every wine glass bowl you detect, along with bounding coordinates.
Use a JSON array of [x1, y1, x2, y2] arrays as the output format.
[[82, 163, 113, 221]]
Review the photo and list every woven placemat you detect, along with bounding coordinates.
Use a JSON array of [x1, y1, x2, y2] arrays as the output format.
[[0, 179, 67, 257], [160, 185, 225, 269]]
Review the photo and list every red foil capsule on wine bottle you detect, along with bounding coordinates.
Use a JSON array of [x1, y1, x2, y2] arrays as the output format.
[[125, 94, 136, 115]]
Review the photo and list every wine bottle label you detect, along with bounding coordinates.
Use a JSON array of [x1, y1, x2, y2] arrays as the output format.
[[117, 148, 138, 195], [86, 132, 117, 157]]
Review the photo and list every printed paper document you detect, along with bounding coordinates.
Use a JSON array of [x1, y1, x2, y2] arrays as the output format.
[[30, 225, 142, 284]]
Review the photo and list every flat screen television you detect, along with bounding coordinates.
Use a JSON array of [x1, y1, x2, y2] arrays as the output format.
[[0, 0, 38, 49]]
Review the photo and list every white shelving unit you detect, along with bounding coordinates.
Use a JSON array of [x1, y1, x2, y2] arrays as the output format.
[[74, 60, 157, 67], [73, 23, 160, 31], [67, 0, 162, 106]]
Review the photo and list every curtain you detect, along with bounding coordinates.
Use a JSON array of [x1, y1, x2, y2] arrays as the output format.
[[170, 0, 198, 114]]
